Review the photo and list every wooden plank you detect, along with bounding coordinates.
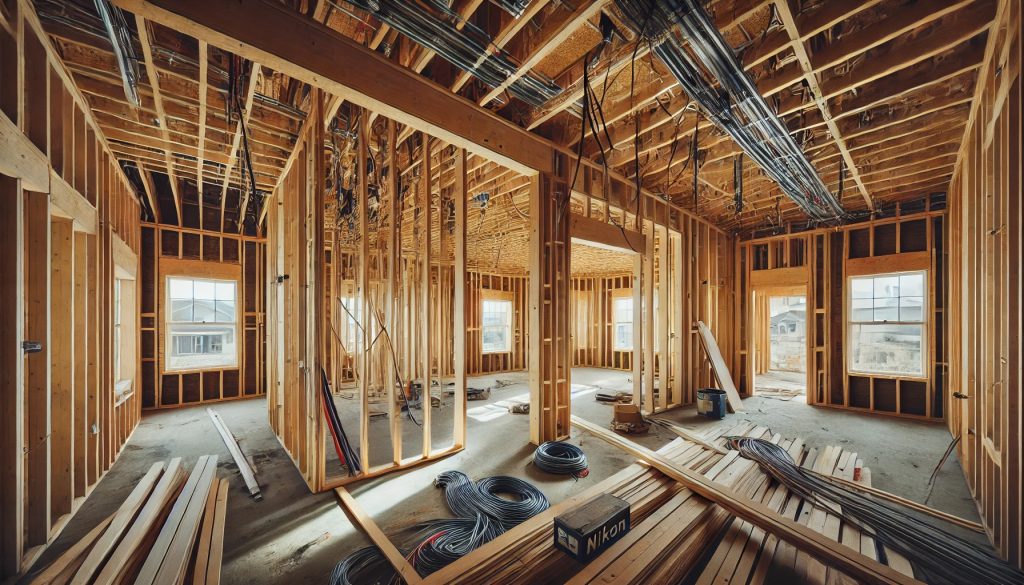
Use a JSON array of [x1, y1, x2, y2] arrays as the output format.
[[453, 147, 467, 448], [696, 321, 744, 412], [204, 479, 228, 585], [48, 170, 97, 234], [133, 455, 213, 585], [26, 514, 114, 585], [50, 218, 75, 521], [569, 214, 645, 255], [334, 487, 424, 585], [189, 477, 220, 585], [151, 457, 218, 585], [571, 416, 919, 585], [207, 409, 261, 499], [0, 108, 49, 192], [70, 461, 165, 584]]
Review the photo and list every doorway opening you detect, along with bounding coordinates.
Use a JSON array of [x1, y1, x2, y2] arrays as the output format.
[[753, 291, 808, 401]]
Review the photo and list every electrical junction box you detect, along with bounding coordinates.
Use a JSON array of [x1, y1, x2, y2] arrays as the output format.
[[553, 493, 630, 563]]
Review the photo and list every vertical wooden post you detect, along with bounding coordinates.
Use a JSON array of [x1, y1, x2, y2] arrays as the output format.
[[72, 231, 88, 498], [50, 217, 74, 521], [528, 153, 570, 445], [386, 120, 402, 465], [357, 106, 370, 470], [658, 224, 669, 410], [419, 133, 432, 456], [643, 220, 654, 413], [453, 148, 467, 448]]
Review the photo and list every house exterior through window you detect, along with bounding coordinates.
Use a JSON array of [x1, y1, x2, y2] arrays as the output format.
[[481, 291, 513, 354], [165, 276, 239, 371]]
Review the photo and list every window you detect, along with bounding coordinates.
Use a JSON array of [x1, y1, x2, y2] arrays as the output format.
[[165, 277, 238, 371], [848, 271, 926, 377], [338, 295, 361, 352], [613, 294, 633, 351], [481, 295, 513, 354], [113, 274, 137, 402]]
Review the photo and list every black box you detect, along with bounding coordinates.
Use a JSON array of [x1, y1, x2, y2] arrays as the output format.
[[553, 493, 630, 562]]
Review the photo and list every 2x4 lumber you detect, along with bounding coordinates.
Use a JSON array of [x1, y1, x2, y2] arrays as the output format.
[[207, 409, 261, 499], [204, 479, 228, 585], [190, 477, 220, 585], [0, 108, 49, 191], [453, 147, 467, 448], [196, 40, 208, 230], [571, 416, 920, 585], [152, 457, 218, 584], [135, 14, 182, 224], [334, 487, 424, 585], [48, 169, 97, 234], [419, 132, 432, 456], [385, 120, 401, 465], [773, 0, 872, 208], [92, 459, 185, 583], [70, 461, 165, 584], [357, 106, 371, 469], [133, 455, 216, 585], [696, 321, 744, 412]]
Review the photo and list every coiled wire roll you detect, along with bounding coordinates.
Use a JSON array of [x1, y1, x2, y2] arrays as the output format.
[[534, 441, 590, 479], [434, 471, 550, 528], [328, 546, 396, 585], [405, 515, 503, 576]]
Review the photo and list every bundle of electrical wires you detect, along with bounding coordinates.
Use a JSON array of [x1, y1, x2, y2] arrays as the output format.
[[534, 441, 590, 479], [405, 514, 504, 575], [344, 0, 561, 107], [728, 437, 1024, 585], [435, 471, 550, 528]]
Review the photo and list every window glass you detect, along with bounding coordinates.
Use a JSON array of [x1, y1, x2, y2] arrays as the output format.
[[613, 295, 633, 351], [481, 298, 512, 353], [848, 271, 926, 377], [165, 277, 238, 371]]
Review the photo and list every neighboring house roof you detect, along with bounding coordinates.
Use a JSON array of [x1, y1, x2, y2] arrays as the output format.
[[771, 310, 806, 327]]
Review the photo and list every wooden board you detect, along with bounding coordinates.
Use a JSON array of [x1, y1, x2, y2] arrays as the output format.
[[696, 321, 744, 412]]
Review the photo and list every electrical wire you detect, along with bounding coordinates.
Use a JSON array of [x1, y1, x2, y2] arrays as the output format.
[[329, 546, 397, 585], [728, 437, 1024, 585], [435, 471, 550, 528], [534, 441, 590, 480]]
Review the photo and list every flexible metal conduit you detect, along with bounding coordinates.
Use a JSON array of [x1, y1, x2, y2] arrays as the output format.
[[616, 0, 845, 221], [344, 0, 561, 107], [94, 0, 141, 108]]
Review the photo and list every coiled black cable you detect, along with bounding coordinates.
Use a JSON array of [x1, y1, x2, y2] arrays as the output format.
[[405, 515, 503, 576], [534, 441, 590, 480], [729, 437, 1024, 585], [475, 476, 550, 528], [434, 471, 550, 528], [329, 546, 397, 585]]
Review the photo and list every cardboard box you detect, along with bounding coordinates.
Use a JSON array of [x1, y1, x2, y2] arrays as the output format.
[[554, 493, 630, 563]]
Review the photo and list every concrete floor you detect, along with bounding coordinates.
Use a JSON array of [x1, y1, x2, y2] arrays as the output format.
[[25, 367, 985, 584]]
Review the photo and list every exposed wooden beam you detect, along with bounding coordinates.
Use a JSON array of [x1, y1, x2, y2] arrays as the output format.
[[775, 0, 871, 208], [196, 40, 208, 230], [134, 158, 160, 223], [449, 0, 548, 94], [227, 61, 261, 233], [135, 14, 182, 224], [478, 1, 608, 107]]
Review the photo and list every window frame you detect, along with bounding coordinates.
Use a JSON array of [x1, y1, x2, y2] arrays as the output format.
[[112, 236, 138, 405], [846, 269, 928, 379], [160, 260, 243, 374], [480, 290, 514, 355]]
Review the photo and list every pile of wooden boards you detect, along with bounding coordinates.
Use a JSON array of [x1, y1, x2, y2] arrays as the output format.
[[28, 455, 227, 585], [413, 420, 926, 584]]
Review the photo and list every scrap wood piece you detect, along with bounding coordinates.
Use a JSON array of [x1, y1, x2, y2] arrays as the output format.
[[696, 321, 744, 412], [207, 408, 262, 500], [335, 487, 424, 585], [153, 456, 220, 585], [570, 415, 919, 585], [71, 461, 166, 584], [190, 477, 222, 585], [27, 515, 115, 585]]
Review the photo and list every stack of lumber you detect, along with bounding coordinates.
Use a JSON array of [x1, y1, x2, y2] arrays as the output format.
[[419, 421, 924, 584], [28, 455, 228, 585]]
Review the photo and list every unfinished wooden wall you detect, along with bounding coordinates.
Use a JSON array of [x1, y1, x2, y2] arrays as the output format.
[[464, 271, 527, 376], [736, 203, 946, 420], [138, 224, 266, 409], [0, 1, 142, 576], [947, 0, 1020, 567]]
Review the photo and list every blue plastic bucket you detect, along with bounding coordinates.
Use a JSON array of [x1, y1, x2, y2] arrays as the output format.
[[696, 388, 727, 419]]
